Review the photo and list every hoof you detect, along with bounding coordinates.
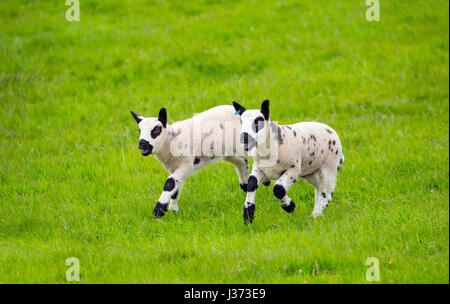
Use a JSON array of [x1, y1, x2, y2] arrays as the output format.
[[311, 210, 323, 218], [243, 204, 255, 224], [168, 204, 179, 213], [240, 183, 248, 193], [153, 202, 168, 218], [282, 201, 296, 213], [169, 207, 178, 214], [262, 180, 271, 187]]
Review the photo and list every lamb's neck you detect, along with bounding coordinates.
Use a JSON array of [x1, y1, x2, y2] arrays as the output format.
[[154, 124, 175, 168], [255, 120, 280, 159]]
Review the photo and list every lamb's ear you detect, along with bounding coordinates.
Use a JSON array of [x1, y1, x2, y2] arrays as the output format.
[[158, 107, 167, 128], [232, 101, 246, 115], [130, 111, 143, 124], [261, 99, 270, 120]]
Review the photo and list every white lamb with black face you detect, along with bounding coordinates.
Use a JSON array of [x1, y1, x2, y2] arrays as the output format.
[[233, 100, 344, 224], [130, 106, 249, 218]]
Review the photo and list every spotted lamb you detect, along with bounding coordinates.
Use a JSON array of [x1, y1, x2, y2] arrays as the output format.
[[233, 100, 344, 224], [130, 106, 249, 218]]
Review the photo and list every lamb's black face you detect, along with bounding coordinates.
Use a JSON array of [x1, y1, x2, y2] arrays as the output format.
[[130, 108, 167, 156]]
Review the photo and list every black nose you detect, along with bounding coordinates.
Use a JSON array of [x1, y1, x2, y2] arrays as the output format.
[[139, 139, 150, 149], [240, 132, 249, 144]]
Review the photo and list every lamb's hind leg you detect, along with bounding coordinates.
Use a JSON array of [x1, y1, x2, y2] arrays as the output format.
[[311, 168, 337, 217], [225, 156, 250, 193]]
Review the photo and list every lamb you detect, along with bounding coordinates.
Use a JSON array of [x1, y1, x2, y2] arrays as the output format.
[[232, 100, 344, 224], [130, 105, 249, 218]]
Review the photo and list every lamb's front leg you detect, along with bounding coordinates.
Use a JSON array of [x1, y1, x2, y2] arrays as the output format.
[[153, 167, 190, 218], [273, 166, 299, 213], [243, 167, 264, 224], [168, 182, 184, 213]]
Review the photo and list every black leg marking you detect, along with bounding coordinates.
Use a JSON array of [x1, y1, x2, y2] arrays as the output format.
[[247, 175, 258, 192], [171, 190, 178, 200], [193, 157, 200, 165], [153, 201, 168, 218], [321, 192, 326, 199], [282, 200, 296, 213], [243, 204, 255, 224], [273, 184, 286, 199], [240, 183, 248, 193], [262, 180, 271, 186], [163, 177, 176, 191]]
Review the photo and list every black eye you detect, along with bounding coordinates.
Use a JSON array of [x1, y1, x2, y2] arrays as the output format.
[[151, 126, 162, 138], [252, 117, 265, 133]]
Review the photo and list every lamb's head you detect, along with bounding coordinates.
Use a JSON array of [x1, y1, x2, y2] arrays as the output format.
[[130, 108, 168, 156], [233, 99, 270, 153]]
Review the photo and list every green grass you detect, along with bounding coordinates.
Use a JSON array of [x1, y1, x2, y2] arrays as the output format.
[[0, 0, 448, 283]]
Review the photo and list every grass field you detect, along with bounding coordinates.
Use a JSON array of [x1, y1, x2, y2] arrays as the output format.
[[0, 0, 448, 283]]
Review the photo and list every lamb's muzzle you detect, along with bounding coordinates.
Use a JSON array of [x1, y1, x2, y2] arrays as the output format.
[[139, 139, 153, 156]]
